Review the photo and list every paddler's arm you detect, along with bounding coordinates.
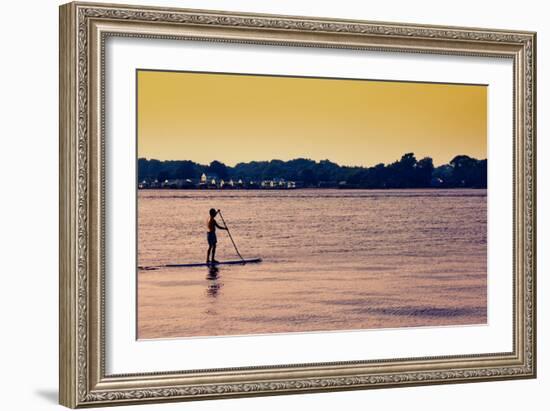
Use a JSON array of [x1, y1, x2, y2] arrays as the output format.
[[215, 221, 228, 230]]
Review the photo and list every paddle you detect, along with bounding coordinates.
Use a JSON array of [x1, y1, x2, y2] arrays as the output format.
[[217, 209, 246, 262]]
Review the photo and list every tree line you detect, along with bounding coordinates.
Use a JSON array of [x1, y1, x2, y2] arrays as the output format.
[[137, 153, 487, 188]]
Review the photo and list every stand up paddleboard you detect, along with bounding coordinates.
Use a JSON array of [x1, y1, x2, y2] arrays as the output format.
[[166, 258, 262, 268], [139, 258, 262, 270]]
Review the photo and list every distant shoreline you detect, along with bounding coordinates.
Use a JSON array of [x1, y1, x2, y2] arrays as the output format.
[[138, 153, 487, 190]]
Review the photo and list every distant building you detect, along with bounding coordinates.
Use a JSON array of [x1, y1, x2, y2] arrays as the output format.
[[161, 179, 175, 189], [180, 179, 195, 189], [159, 178, 195, 189], [259, 178, 296, 189], [247, 180, 260, 189], [138, 178, 160, 189], [200, 173, 219, 187], [138, 173, 297, 190]]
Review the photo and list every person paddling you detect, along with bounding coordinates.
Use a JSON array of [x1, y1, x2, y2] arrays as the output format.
[[206, 208, 228, 264]]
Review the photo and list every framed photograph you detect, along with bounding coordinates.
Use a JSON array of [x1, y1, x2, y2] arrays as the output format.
[[59, 2, 537, 408]]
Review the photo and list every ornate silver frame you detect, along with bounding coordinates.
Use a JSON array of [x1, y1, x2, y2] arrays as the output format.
[[59, 1, 536, 408]]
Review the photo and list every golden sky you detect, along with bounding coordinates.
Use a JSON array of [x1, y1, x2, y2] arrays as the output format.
[[137, 70, 486, 167]]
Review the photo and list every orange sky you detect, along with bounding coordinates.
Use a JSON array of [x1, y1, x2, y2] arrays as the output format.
[[137, 70, 487, 167]]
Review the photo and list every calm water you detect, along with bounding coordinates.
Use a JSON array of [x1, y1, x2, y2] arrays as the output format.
[[137, 189, 487, 339]]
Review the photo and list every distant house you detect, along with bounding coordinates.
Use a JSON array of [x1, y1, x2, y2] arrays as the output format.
[[221, 179, 236, 189], [259, 178, 296, 189], [261, 180, 275, 188], [179, 179, 195, 189], [247, 180, 260, 189], [161, 178, 196, 189], [161, 179, 177, 189], [200, 173, 219, 187], [138, 177, 160, 189]]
